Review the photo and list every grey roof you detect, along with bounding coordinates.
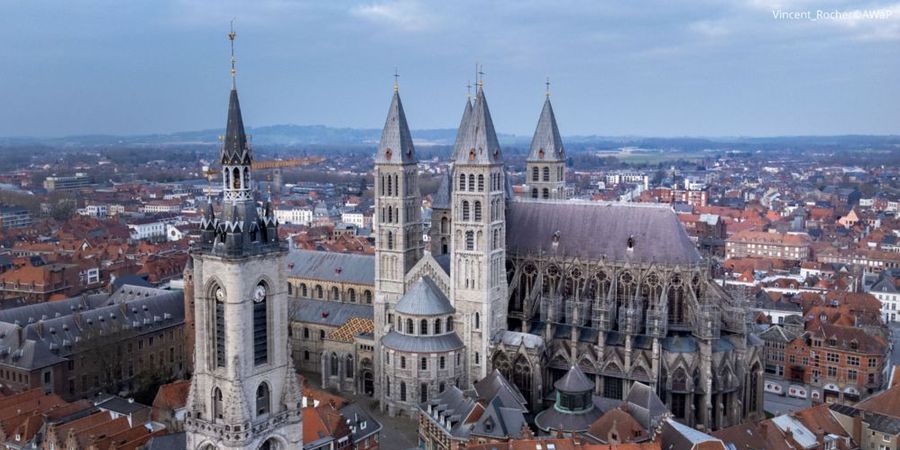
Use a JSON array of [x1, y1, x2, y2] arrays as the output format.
[[527, 97, 565, 163], [555, 365, 594, 393], [289, 298, 373, 327], [871, 272, 899, 294], [454, 87, 502, 165], [340, 402, 383, 442], [662, 335, 700, 353], [374, 91, 416, 165], [863, 411, 900, 434], [493, 330, 544, 349], [381, 330, 464, 353], [145, 432, 186, 450], [221, 88, 252, 166], [660, 418, 722, 450], [624, 381, 668, 431], [470, 397, 527, 439], [534, 395, 611, 433], [395, 277, 454, 316], [421, 386, 476, 439], [450, 98, 474, 163], [96, 395, 150, 415], [506, 201, 701, 265], [286, 250, 374, 286], [0, 285, 183, 370], [432, 171, 452, 210], [474, 369, 527, 409]]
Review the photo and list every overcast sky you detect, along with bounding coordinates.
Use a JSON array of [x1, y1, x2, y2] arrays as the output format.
[[2, 0, 899, 137]]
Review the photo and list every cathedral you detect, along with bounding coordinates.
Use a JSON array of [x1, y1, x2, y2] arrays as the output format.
[[372, 79, 765, 431], [183, 32, 303, 450]]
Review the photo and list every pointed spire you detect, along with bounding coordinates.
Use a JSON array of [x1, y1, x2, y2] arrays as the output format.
[[527, 95, 565, 163], [375, 87, 416, 165], [221, 27, 251, 167], [228, 20, 237, 89], [450, 98, 473, 163], [454, 84, 501, 165]]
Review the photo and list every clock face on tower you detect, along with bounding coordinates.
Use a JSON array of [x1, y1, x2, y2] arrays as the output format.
[[215, 288, 225, 302], [254, 284, 267, 302]]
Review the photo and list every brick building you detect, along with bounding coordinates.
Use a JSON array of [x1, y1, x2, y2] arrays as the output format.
[[726, 230, 811, 261]]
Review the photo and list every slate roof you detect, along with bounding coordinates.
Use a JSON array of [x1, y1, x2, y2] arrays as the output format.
[[555, 365, 594, 393], [432, 171, 452, 210], [506, 201, 701, 265], [381, 330, 464, 353], [145, 432, 186, 450], [454, 86, 502, 165], [450, 98, 474, 163], [470, 397, 527, 440], [473, 369, 528, 409], [624, 381, 668, 431], [374, 91, 416, 165], [340, 402, 383, 443], [527, 97, 565, 163], [395, 277, 454, 316], [221, 88, 252, 166], [534, 396, 613, 433], [289, 298, 373, 327], [286, 250, 375, 286], [492, 330, 544, 350], [421, 386, 477, 439]]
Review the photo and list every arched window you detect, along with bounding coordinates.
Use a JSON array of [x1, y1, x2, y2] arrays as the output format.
[[447, 316, 454, 331], [364, 290, 373, 304], [253, 282, 268, 365], [477, 174, 484, 191], [256, 383, 270, 416], [345, 354, 354, 378], [542, 188, 549, 199], [303, 327, 310, 339], [474, 312, 480, 329], [434, 318, 442, 334], [387, 231, 394, 250], [224, 169, 231, 190], [287, 283, 293, 296], [213, 387, 224, 420], [440, 237, 448, 255], [242, 167, 249, 190], [439, 356, 446, 369], [406, 318, 414, 335], [394, 174, 399, 196], [420, 319, 428, 335], [330, 352, 338, 376], [232, 167, 241, 189], [319, 329, 325, 340], [468, 174, 475, 191], [459, 173, 466, 190], [532, 167, 539, 181], [400, 382, 407, 401], [492, 229, 499, 249], [531, 188, 538, 199], [331, 286, 339, 301], [387, 176, 392, 196], [421, 383, 428, 403], [380, 175, 385, 195], [462, 201, 470, 221], [465, 231, 474, 251], [213, 285, 226, 368], [474, 201, 482, 221], [300, 283, 307, 297], [315, 285, 323, 299], [441, 217, 449, 234], [348, 288, 356, 303], [387, 206, 393, 223], [542, 166, 550, 182]]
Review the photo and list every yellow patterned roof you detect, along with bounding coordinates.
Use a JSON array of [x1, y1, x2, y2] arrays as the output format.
[[328, 317, 374, 342]]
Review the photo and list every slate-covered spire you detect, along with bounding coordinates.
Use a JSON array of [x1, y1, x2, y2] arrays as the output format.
[[527, 96, 565, 163], [375, 90, 416, 165], [221, 88, 252, 166], [454, 85, 502, 165], [450, 98, 473, 163]]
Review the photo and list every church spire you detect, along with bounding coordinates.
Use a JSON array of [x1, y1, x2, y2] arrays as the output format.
[[221, 26, 251, 167], [454, 81, 501, 165], [375, 79, 416, 165], [527, 94, 565, 163], [450, 95, 473, 163]]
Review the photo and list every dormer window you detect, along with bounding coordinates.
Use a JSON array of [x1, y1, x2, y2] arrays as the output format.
[[627, 235, 635, 250], [385, 148, 392, 161]]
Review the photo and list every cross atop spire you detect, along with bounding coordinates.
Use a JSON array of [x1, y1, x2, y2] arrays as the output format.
[[393, 67, 400, 92], [476, 63, 485, 88], [228, 20, 237, 89], [466, 80, 472, 101], [545, 77, 551, 98]]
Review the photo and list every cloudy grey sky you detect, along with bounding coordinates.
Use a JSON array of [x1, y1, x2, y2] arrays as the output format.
[[2, 0, 899, 137]]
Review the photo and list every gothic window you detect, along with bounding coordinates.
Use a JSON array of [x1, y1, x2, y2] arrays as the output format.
[[242, 167, 249, 190], [513, 356, 532, 397], [474, 312, 480, 329], [348, 288, 356, 303], [214, 286, 225, 368], [420, 319, 428, 335], [256, 383, 270, 416], [330, 352, 338, 376], [462, 201, 470, 221], [387, 176, 392, 196], [253, 282, 268, 366], [459, 173, 465, 190], [465, 231, 474, 251], [345, 354, 354, 378], [440, 237, 448, 255], [542, 188, 549, 199], [603, 377, 623, 400], [532, 188, 538, 199], [224, 169, 231, 189], [400, 382, 407, 401], [406, 318, 414, 335], [232, 167, 241, 189], [380, 175, 385, 195], [532, 167, 539, 182], [477, 174, 484, 191], [542, 166, 550, 182], [364, 290, 373, 304], [421, 357, 427, 370], [420, 383, 428, 403], [387, 231, 394, 250], [468, 174, 475, 191], [441, 217, 449, 234], [434, 318, 442, 334], [213, 387, 223, 420], [331, 286, 339, 301], [492, 229, 499, 249], [474, 201, 482, 221]]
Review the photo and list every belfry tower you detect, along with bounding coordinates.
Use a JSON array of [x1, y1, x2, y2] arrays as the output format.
[[524, 80, 566, 200], [184, 28, 303, 450]]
